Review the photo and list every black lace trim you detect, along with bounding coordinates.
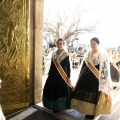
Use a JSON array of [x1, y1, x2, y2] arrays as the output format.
[[73, 90, 100, 104]]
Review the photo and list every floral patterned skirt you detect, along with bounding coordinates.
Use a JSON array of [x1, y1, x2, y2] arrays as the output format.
[[71, 92, 111, 116]]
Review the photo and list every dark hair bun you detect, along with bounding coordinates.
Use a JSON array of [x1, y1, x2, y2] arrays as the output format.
[[90, 37, 100, 44]]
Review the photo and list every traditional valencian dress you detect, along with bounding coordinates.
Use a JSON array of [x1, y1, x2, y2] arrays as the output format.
[[43, 50, 71, 110], [110, 53, 120, 82], [71, 49, 112, 116]]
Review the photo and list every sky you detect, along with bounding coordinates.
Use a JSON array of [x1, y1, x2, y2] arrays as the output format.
[[44, 0, 120, 48]]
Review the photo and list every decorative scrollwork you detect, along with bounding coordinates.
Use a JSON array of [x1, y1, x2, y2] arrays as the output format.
[[0, 0, 29, 115]]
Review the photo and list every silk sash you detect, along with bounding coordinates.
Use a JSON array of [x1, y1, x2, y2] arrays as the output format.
[[86, 61, 110, 102], [53, 60, 73, 88]]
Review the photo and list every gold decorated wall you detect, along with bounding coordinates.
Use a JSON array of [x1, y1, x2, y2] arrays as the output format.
[[0, 0, 30, 115]]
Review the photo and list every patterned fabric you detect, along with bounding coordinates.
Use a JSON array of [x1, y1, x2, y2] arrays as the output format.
[[52, 50, 69, 63], [71, 92, 111, 116], [71, 48, 112, 116], [72, 63, 100, 104], [88, 51, 100, 65], [42, 49, 71, 110], [110, 64, 120, 82], [84, 50, 113, 98]]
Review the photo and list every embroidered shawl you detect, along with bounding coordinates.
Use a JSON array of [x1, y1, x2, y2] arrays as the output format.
[[78, 48, 113, 98], [52, 50, 69, 63]]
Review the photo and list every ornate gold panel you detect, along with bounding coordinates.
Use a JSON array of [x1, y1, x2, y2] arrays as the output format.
[[0, 0, 30, 115]]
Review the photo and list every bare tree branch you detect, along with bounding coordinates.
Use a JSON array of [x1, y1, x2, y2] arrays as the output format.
[[44, 9, 97, 45]]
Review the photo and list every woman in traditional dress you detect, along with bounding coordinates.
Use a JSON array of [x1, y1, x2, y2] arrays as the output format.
[[71, 37, 113, 119], [110, 50, 120, 82], [42, 38, 72, 112]]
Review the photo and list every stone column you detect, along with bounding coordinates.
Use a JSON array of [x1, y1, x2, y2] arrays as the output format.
[[33, 0, 44, 104]]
